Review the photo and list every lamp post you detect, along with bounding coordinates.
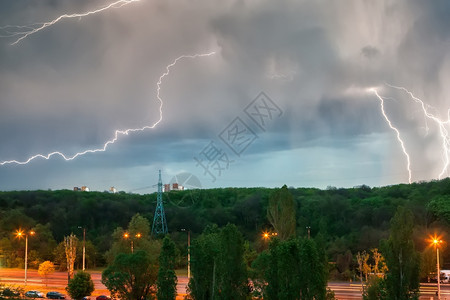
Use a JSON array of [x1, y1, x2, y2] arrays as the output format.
[[15, 229, 35, 286], [78, 226, 86, 271], [181, 229, 190, 279], [432, 237, 443, 300], [123, 232, 141, 253]]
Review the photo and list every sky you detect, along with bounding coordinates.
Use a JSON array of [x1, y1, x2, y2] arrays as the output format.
[[1, 0, 450, 193]]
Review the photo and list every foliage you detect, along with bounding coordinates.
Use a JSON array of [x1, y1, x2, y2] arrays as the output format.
[[64, 234, 78, 279], [381, 207, 420, 300], [187, 226, 219, 300], [102, 250, 159, 300], [356, 251, 370, 282], [267, 185, 296, 240], [252, 237, 327, 300], [105, 214, 155, 264], [66, 271, 95, 300], [0, 284, 23, 300], [157, 236, 178, 300], [38, 260, 55, 286], [188, 224, 249, 300], [1, 179, 450, 275], [363, 276, 387, 300], [298, 238, 327, 299]]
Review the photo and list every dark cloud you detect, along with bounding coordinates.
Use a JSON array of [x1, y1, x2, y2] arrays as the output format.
[[0, 0, 449, 191], [361, 46, 380, 59]]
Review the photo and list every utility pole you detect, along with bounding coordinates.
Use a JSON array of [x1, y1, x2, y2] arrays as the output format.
[[181, 229, 191, 279], [78, 227, 86, 271]]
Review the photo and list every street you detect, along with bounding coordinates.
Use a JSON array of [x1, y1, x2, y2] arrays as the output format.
[[2, 268, 450, 299]]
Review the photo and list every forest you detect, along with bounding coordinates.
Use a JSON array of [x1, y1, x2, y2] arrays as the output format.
[[0, 178, 449, 282]]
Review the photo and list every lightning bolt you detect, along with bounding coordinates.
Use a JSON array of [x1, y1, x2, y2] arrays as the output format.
[[384, 83, 450, 179], [371, 83, 450, 183], [371, 88, 413, 183], [0, 51, 216, 166], [0, 0, 141, 45]]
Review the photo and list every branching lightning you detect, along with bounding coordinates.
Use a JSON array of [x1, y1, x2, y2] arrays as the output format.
[[371, 88, 412, 183], [371, 83, 450, 183], [0, 0, 141, 45], [0, 51, 216, 166]]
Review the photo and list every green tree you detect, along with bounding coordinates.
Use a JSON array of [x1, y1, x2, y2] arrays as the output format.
[[363, 276, 387, 300], [38, 261, 55, 287], [267, 185, 296, 240], [420, 247, 436, 282], [66, 271, 95, 300], [105, 214, 154, 264], [381, 207, 420, 299], [215, 224, 249, 300], [252, 237, 327, 300], [157, 236, 177, 300], [298, 238, 327, 299], [188, 224, 249, 300], [102, 250, 159, 300], [188, 226, 220, 300]]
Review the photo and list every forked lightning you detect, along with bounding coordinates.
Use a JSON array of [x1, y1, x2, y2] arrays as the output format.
[[0, 52, 216, 166]]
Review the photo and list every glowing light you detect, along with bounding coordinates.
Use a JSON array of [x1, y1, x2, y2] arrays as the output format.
[[1, 0, 142, 45], [15, 229, 24, 238], [427, 235, 444, 247], [0, 51, 216, 167], [370, 87, 412, 183], [262, 231, 277, 240]]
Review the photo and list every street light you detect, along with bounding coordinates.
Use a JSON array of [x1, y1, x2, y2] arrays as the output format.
[[181, 229, 191, 279], [123, 232, 141, 253], [430, 236, 444, 300], [78, 226, 86, 271], [262, 231, 277, 240], [15, 229, 35, 286]]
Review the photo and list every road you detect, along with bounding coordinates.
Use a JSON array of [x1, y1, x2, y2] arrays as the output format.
[[2, 268, 450, 299]]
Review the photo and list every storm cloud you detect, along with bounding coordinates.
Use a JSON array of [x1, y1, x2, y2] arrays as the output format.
[[1, 0, 449, 192]]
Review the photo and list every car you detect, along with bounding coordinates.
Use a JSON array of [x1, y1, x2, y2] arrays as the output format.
[[25, 291, 44, 298], [46, 292, 65, 299], [95, 296, 110, 300]]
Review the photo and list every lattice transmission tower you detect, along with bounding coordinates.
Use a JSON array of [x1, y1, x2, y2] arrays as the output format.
[[152, 170, 168, 235]]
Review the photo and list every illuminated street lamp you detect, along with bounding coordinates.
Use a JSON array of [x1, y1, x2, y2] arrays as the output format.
[[123, 232, 141, 253], [262, 231, 277, 241], [430, 237, 444, 300], [15, 229, 35, 286], [181, 229, 191, 279]]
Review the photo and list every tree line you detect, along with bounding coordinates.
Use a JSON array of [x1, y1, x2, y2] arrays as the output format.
[[0, 178, 450, 296]]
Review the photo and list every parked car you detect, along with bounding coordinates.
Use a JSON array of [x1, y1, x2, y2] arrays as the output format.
[[95, 296, 110, 300], [46, 292, 65, 299], [25, 291, 44, 298]]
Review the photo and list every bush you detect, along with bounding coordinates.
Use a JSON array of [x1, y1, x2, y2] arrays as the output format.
[[66, 271, 95, 300]]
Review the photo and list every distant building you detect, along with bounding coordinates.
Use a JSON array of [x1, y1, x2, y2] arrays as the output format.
[[74, 186, 89, 192], [164, 183, 184, 192], [164, 184, 171, 192], [110, 187, 117, 193]]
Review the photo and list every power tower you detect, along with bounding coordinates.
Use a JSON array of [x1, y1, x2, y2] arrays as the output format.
[[152, 170, 168, 235]]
